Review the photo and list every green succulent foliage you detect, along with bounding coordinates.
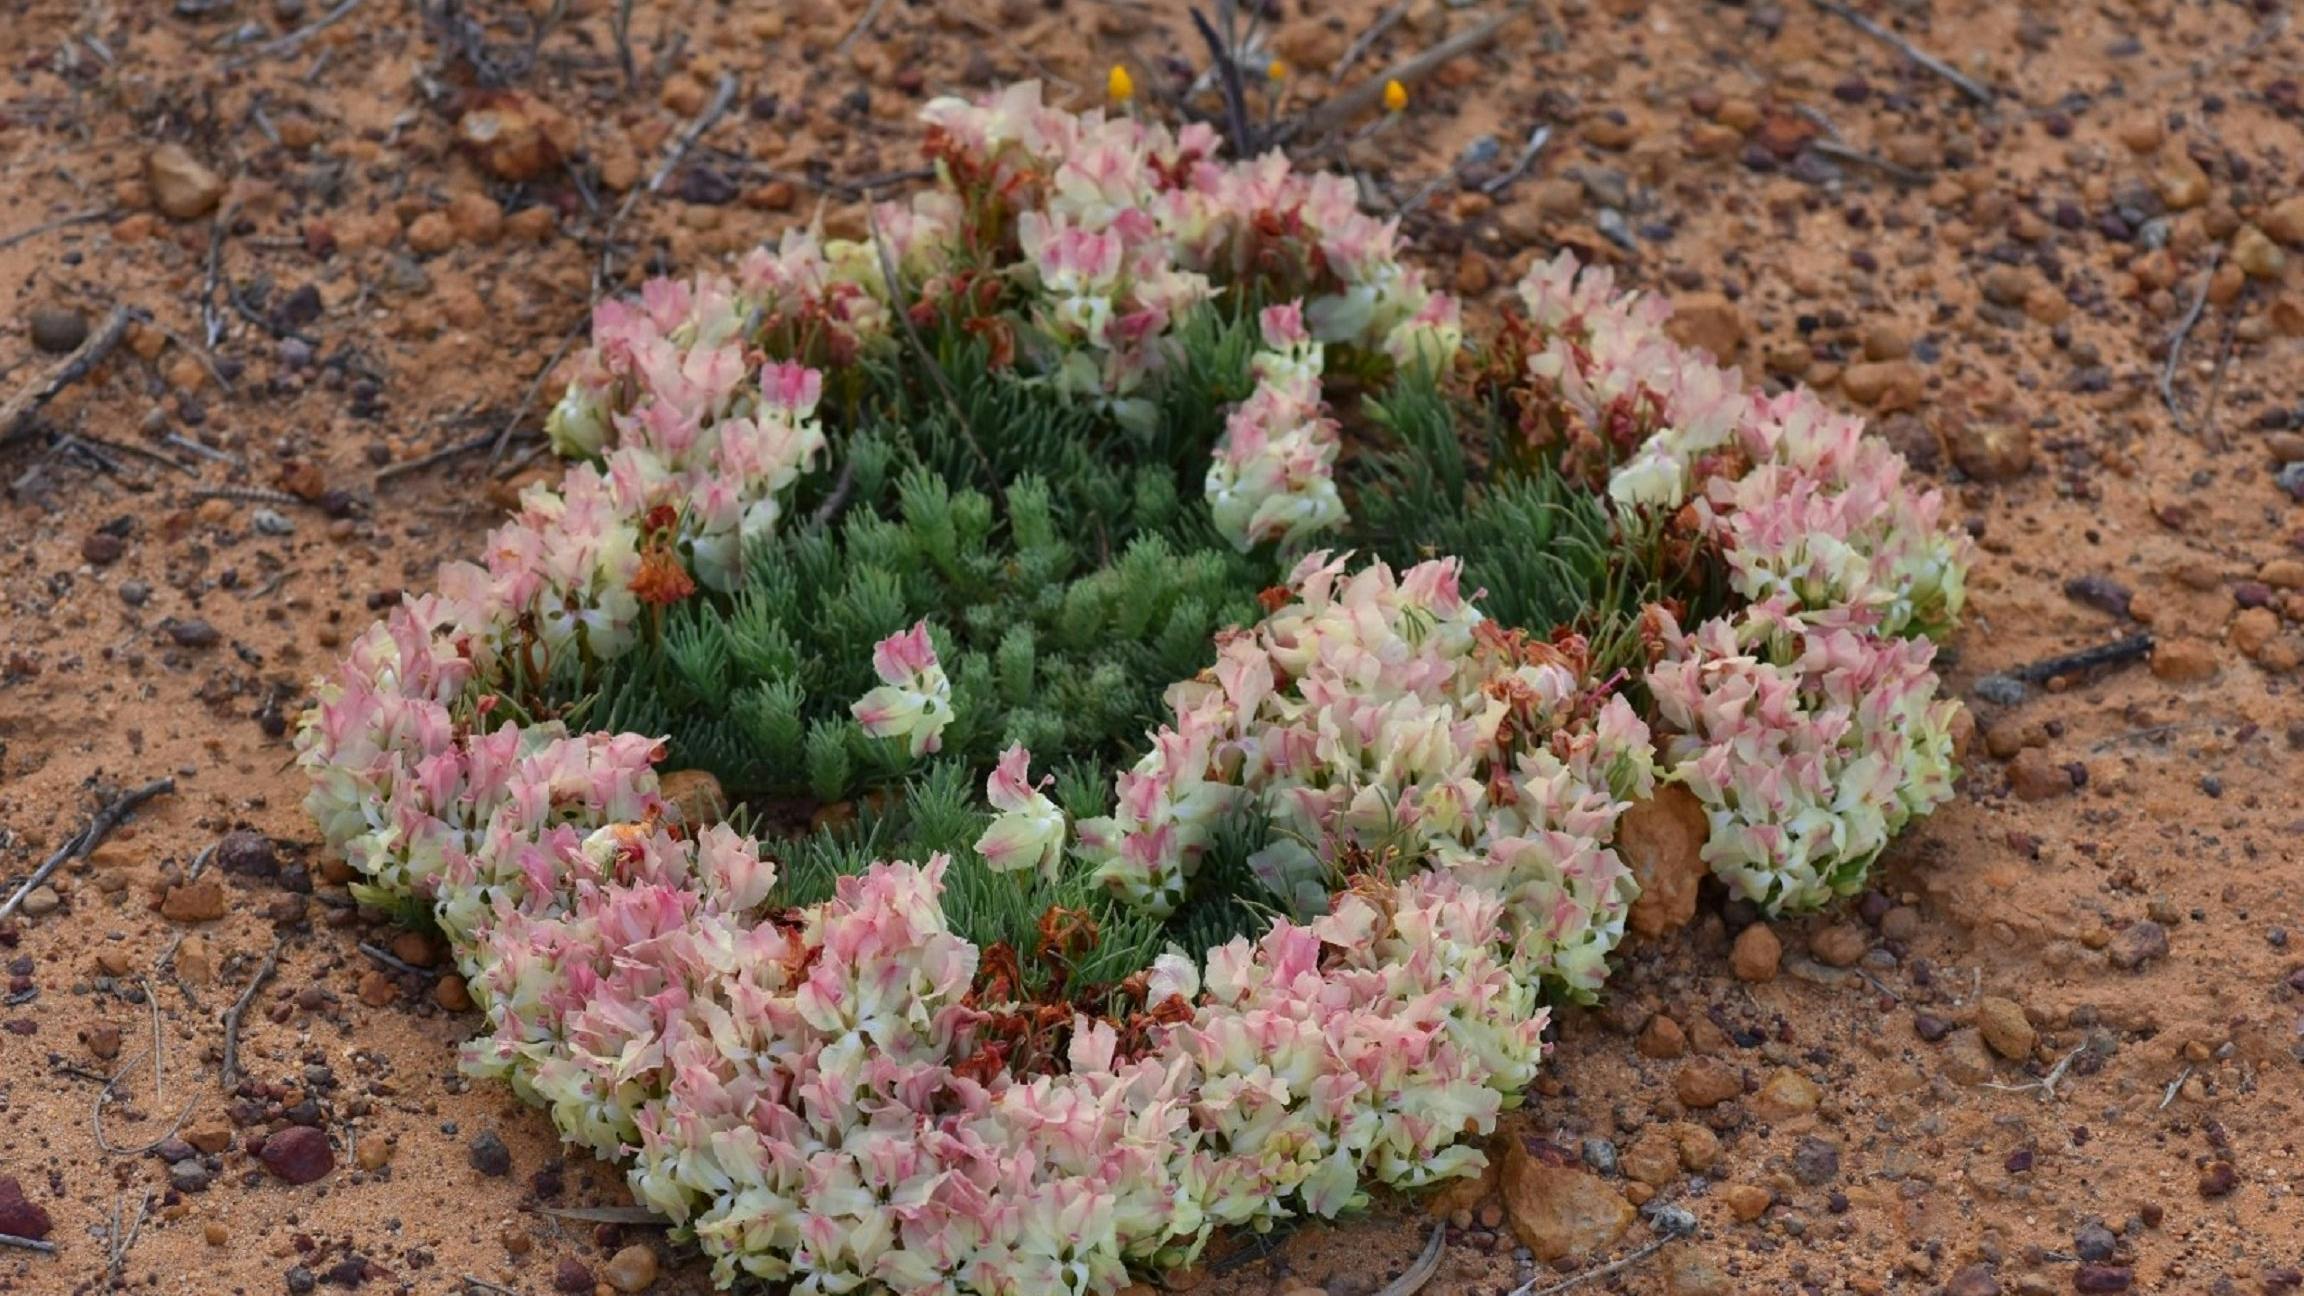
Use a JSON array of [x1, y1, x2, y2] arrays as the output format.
[[554, 302, 1661, 994]]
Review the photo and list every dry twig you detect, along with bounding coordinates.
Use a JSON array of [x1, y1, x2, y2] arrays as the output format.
[[1, 306, 144, 447], [252, 0, 365, 58], [0, 1232, 55, 1254], [2161, 248, 2222, 433], [1291, 5, 1530, 140], [1373, 1224, 1447, 1296], [1509, 1238, 1668, 1296], [0, 206, 112, 251], [0, 777, 173, 922], [1809, 0, 1993, 104], [220, 936, 286, 1090]]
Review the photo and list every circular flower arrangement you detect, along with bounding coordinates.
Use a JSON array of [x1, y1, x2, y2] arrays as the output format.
[[298, 83, 1969, 1294]]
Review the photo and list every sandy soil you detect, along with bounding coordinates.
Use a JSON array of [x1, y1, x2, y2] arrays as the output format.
[[3, 1, 2302, 1294]]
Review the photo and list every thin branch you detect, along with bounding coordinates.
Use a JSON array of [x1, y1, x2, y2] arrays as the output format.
[[358, 942, 440, 979], [531, 1205, 670, 1225], [1809, 0, 1993, 104], [0, 778, 174, 922], [2159, 1064, 2194, 1111], [1290, 4, 1531, 141], [1373, 1223, 1447, 1296], [2007, 634, 2156, 684], [831, 0, 890, 60], [865, 203, 990, 479], [1479, 125, 1554, 195], [219, 936, 286, 1091], [0, 206, 112, 251], [1509, 1238, 1669, 1296], [1190, 7, 1256, 157], [0, 1233, 55, 1254], [596, 72, 739, 296], [1333, 0, 1409, 84], [489, 323, 584, 466], [1, 306, 145, 446], [374, 431, 498, 484], [2160, 248, 2222, 435], [251, 0, 365, 58]]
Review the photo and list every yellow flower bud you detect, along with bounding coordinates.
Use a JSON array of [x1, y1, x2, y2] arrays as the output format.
[[1108, 65, 1135, 103], [1267, 58, 1289, 82], [1383, 79, 1408, 113]]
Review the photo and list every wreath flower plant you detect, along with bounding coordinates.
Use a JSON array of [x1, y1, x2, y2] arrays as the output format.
[[297, 82, 1969, 1294]]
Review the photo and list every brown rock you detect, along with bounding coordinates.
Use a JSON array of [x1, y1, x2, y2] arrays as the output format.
[[1946, 417, 2033, 481], [1666, 293, 1745, 361], [1729, 923, 1782, 982], [85, 1022, 123, 1060], [357, 970, 399, 1007], [1637, 1014, 1688, 1059], [2154, 149, 2210, 211], [1721, 1183, 1772, 1222], [2231, 607, 2280, 658], [2005, 748, 2073, 801], [2149, 637, 2219, 684], [1674, 1122, 1720, 1172], [1976, 996, 2036, 1060], [1664, 1242, 1731, 1296], [457, 94, 577, 182], [1676, 1058, 1742, 1108], [1940, 1027, 1997, 1084], [1841, 360, 1922, 411], [1501, 1140, 1636, 1263], [1861, 320, 1911, 361], [1752, 1068, 1821, 1120], [258, 1126, 335, 1185], [2263, 196, 2304, 247], [434, 974, 475, 1012], [1620, 785, 1711, 939], [146, 144, 225, 221], [2114, 115, 2163, 153], [406, 212, 456, 256], [659, 769, 729, 829], [2107, 920, 2169, 971], [1809, 923, 1867, 968], [355, 1134, 393, 1171], [0, 1178, 53, 1241], [161, 880, 227, 923], [603, 1244, 660, 1293], [2260, 558, 2304, 588], [2233, 225, 2286, 280], [1622, 1127, 1680, 1186]]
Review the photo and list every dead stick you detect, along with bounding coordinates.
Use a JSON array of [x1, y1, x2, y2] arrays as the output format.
[[1293, 5, 1530, 139], [0, 207, 113, 251], [1373, 1224, 1447, 1296], [253, 0, 364, 57], [1333, 0, 1409, 83], [0, 1232, 55, 1254], [831, 0, 890, 59], [374, 431, 498, 484], [0, 306, 144, 445], [358, 942, 441, 978], [596, 72, 738, 295], [1190, 6, 1256, 157], [1810, 0, 1993, 104], [2008, 633, 2154, 684], [2160, 248, 2221, 433], [1509, 1238, 1668, 1296], [488, 323, 585, 465], [865, 204, 990, 479], [0, 778, 174, 922], [219, 936, 285, 1090]]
